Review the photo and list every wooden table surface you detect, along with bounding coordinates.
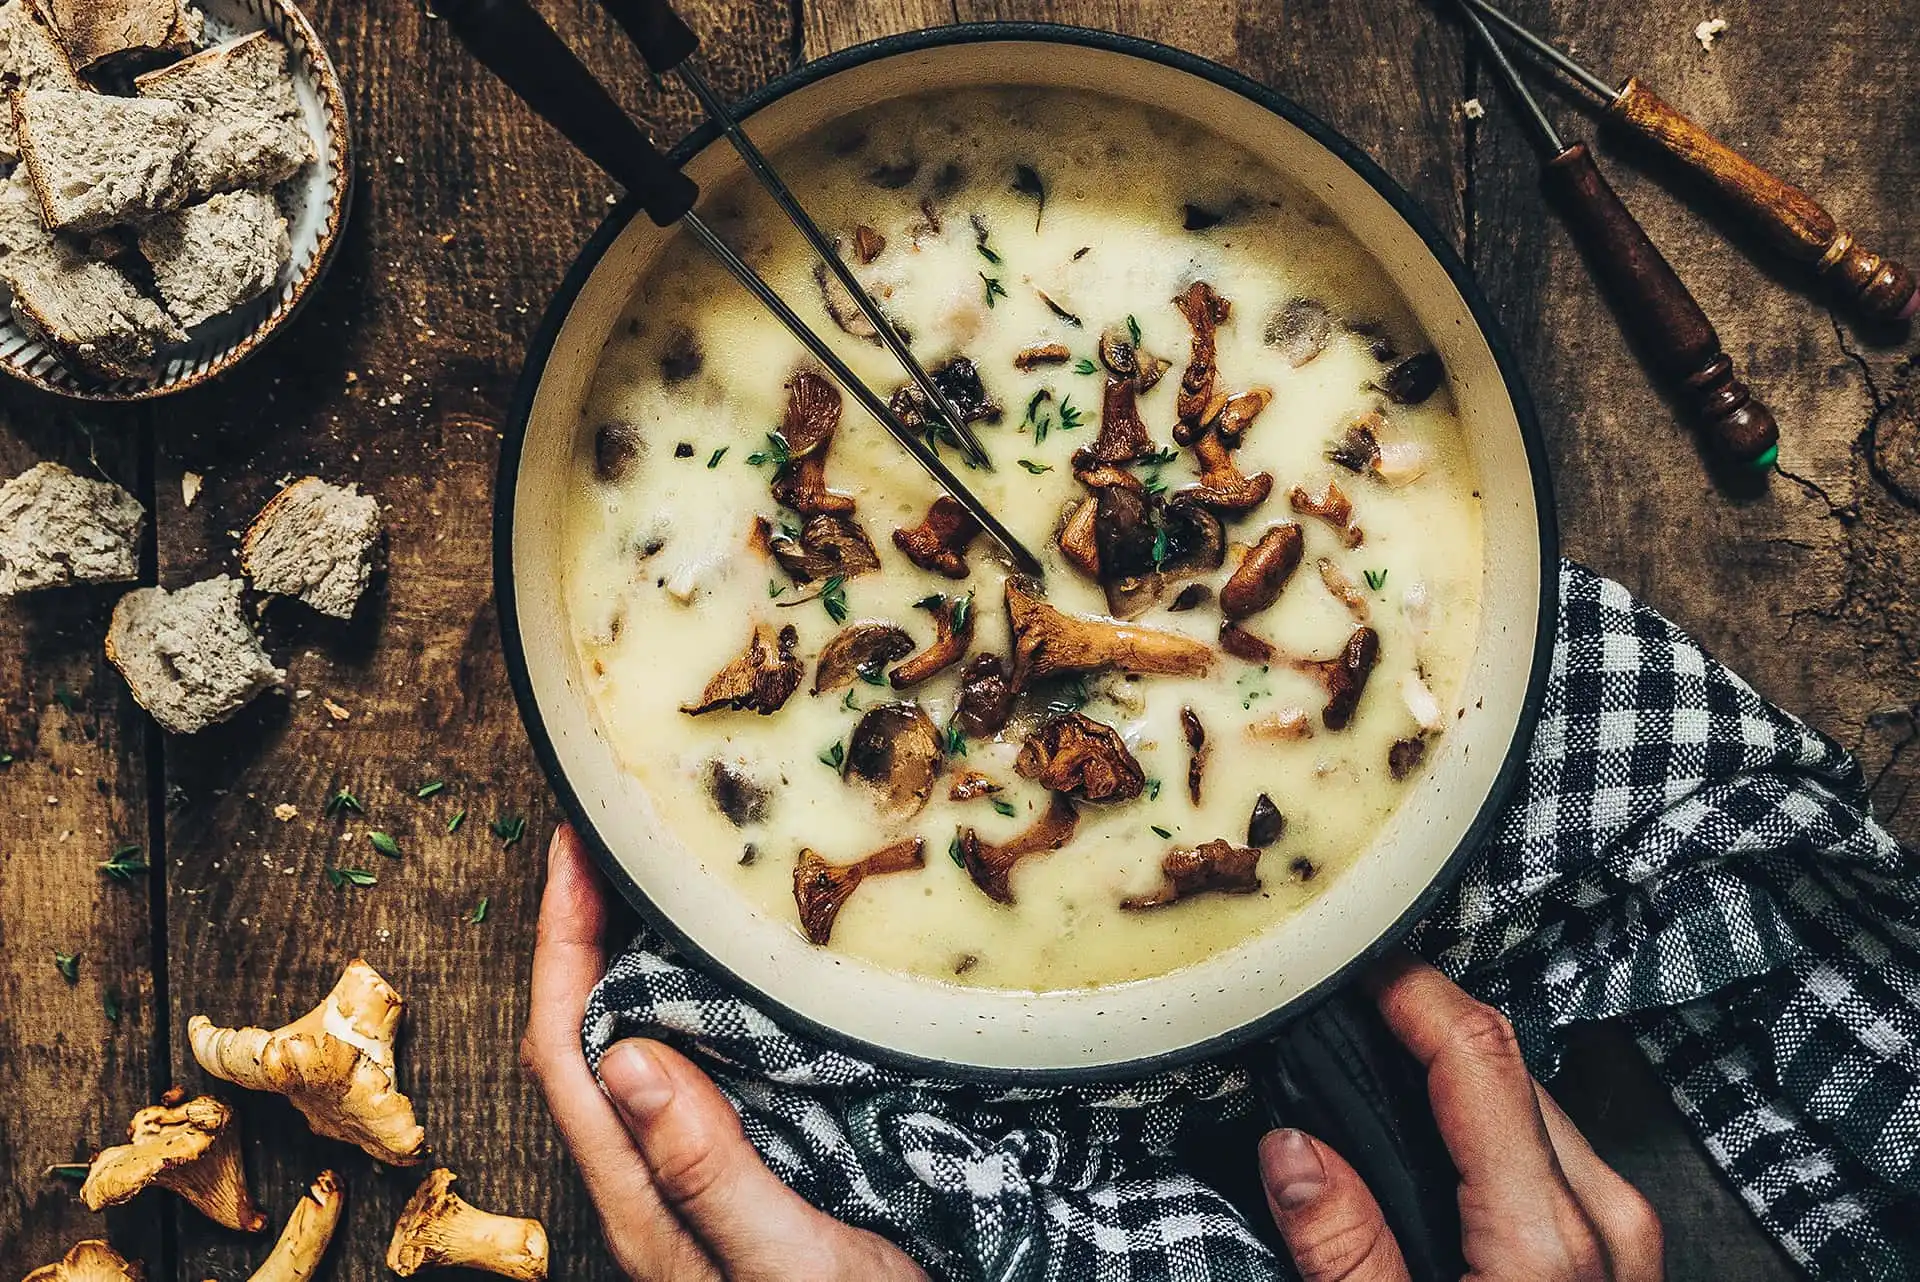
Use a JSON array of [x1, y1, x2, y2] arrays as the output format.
[[5, 0, 1914, 1276]]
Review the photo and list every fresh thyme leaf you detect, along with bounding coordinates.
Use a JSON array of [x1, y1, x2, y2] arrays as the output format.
[[980, 273, 1008, 308], [1364, 568, 1389, 591], [1011, 163, 1046, 228], [1025, 388, 1052, 423], [915, 592, 945, 610], [1143, 445, 1180, 465], [416, 780, 445, 799], [325, 866, 377, 889], [747, 431, 792, 469], [98, 849, 149, 881], [1145, 778, 1163, 800], [1034, 414, 1050, 446], [1037, 291, 1083, 327], [468, 896, 490, 924], [103, 989, 120, 1023], [1073, 358, 1097, 375], [44, 1164, 89, 1181], [1057, 397, 1083, 431], [447, 808, 467, 834], [972, 214, 1001, 264], [1143, 472, 1168, 497], [990, 797, 1018, 818], [1150, 825, 1173, 839], [819, 741, 846, 770], [53, 685, 80, 713], [325, 788, 363, 817], [491, 815, 527, 846], [53, 951, 79, 983], [943, 722, 968, 757], [948, 834, 967, 868], [1150, 526, 1171, 568], [1126, 314, 1143, 347], [820, 575, 849, 624], [841, 687, 859, 711], [369, 831, 402, 859], [707, 447, 728, 469], [952, 592, 974, 633], [857, 665, 888, 687], [1018, 459, 1053, 474]]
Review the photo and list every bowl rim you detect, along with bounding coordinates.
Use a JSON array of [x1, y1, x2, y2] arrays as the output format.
[[10, 0, 354, 403], [494, 21, 1562, 1083]]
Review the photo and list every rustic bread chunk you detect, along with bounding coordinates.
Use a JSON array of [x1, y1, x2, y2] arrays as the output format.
[[0, 169, 51, 259], [0, 461, 145, 594], [43, 0, 203, 73], [241, 477, 382, 618], [15, 87, 191, 231], [136, 31, 312, 199], [107, 576, 284, 734], [0, 0, 79, 162], [140, 190, 290, 328], [3, 238, 187, 378]]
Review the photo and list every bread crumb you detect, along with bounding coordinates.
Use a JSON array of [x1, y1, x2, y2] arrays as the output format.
[[181, 471, 203, 508], [1462, 97, 1485, 120], [1694, 16, 1727, 49], [322, 697, 351, 722], [273, 803, 297, 822]]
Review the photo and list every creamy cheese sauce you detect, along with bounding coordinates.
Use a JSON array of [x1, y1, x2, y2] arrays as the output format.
[[561, 88, 1483, 992]]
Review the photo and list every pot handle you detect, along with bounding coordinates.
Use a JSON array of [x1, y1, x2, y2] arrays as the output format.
[[1252, 984, 1466, 1282], [436, 0, 699, 227]]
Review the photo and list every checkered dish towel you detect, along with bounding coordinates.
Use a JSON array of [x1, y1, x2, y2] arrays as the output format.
[[584, 562, 1920, 1281]]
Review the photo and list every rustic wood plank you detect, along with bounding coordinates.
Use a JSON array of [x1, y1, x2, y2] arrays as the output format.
[[154, 2, 794, 1279], [0, 401, 162, 1278]]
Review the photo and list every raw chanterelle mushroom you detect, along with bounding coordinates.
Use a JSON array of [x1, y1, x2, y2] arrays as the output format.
[[387, 1168, 549, 1282], [188, 958, 426, 1166], [243, 1170, 344, 1282], [81, 1091, 266, 1231], [1005, 577, 1212, 690], [22, 1240, 143, 1282], [843, 702, 943, 823], [792, 838, 926, 945]]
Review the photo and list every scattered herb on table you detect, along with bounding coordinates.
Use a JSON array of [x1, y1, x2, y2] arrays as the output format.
[[491, 815, 527, 846], [468, 896, 490, 925], [98, 847, 148, 881], [369, 832, 402, 859], [1364, 568, 1389, 591], [1012, 163, 1046, 228], [326, 867, 377, 889], [747, 431, 792, 470], [44, 1164, 88, 1182], [103, 989, 120, 1023], [53, 951, 79, 983], [325, 788, 363, 817], [0, 752, 12, 765], [819, 740, 846, 770], [1018, 459, 1053, 475], [707, 447, 728, 469], [990, 797, 1018, 818], [820, 575, 849, 624], [980, 273, 1008, 308], [1072, 357, 1097, 375], [447, 809, 467, 835], [943, 722, 968, 757], [416, 780, 445, 799], [1150, 825, 1173, 839]]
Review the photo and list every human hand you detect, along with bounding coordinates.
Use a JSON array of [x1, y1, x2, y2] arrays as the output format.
[[1259, 954, 1664, 1282], [521, 824, 929, 1281]]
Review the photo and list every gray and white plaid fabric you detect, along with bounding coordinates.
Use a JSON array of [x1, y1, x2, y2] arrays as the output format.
[[585, 561, 1920, 1281]]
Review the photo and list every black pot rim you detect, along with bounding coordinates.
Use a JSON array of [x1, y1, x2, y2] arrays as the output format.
[[493, 21, 1562, 1086]]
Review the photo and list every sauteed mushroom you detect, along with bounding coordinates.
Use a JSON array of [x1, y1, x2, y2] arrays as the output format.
[[1219, 523, 1304, 620], [1057, 497, 1101, 577], [1173, 281, 1230, 439], [852, 224, 886, 264], [1317, 558, 1371, 623], [1247, 793, 1286, 846], [1083, 330, 1154, 463], [1378, 350, 1445, 405], [706, 760, 770, 826], [1388, 735, 1429, 780], [1289, 479, 1364, 547], [1168, 583, 1213, 612], [955, 654, 1014, 737], [891, 593, 975, 689], [1265, 296, 1333, 367], [762, 514, 881, 584], [1294, 626, 1380, 730], [1327, 416, 1382, 474], [1211, 388, 1272, 449], [1175, 429, 1273, 514], [793, 839, 926, 945], [844, 702, 942, 822], [893, 496, 981, 579], [1248, 708, 1313, 741], [1181, 706, 1207, 804], [1014, 712, 1146, 803], [1015, 343, 1071, 370], [813, 260, 879, 344], [948, 770, 1003, 801], [1005, 577, 1213, 689], [1121, 838, 1262, 910], [682, 624, 802, 716], [1219, 622, 1274, 664], [772, 372, 856, 517], [958, 793, 1080, 904], [812, 623, 915, 695]]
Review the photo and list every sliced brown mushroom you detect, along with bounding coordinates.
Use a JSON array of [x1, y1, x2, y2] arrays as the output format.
[[948, 770, 1003, 801], [1135, 351, 1171, 393], [1083, 330, 1155, 464], [1318, 558, 1371, 623], [1220, 523, 1304, 621], [1005, 577, 1213, 690], [1248, 708, 1313, 741], [681, 624, 802, 716], [813, 260, 879, 344], [1057, 497, 1101, 578], [894, 357, 1000, 430], [1327, 416, 1382, 474], [1181, 706, 1207, 805], [891, 593, 975, 689], [660, 327, 703, 383], [959, 793, 1079, 904], [893, 496, 981, 579], [1247, 793, 1286, 846], [1014, 712, 1146, 803], [792, 839, 926, 945], [1219, 622, 1275, 664], [852, 224, 887, 264], [1161, 500, 1226, 575], [1378, 351, 1445, 405], [1121, 838, 1262, 910], [1212, 389, 1273, 449], [1293, 626, 1380, 730], [772, 372, 856, 516], [706, 761, 770, 826], [1168, 583, 1213, 612], [955, 653, 1015, 737], [1289, 479, 1364, 548], [844, 702, 942, 822], [1015, 343, 1072, 370], [1389, 734, 1430, 780], [1092, 483, 1160, 618], [763, 514, 881, 585], [1264, 297, 1333, 367], [1175, 429, 1274, 514], [1173, 281, 1231, 438], [812, 623, 915, 695]]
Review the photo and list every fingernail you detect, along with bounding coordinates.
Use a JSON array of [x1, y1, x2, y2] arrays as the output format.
[[1261, 1129, 1326, 1209], [600, 1040, 676, 1120]]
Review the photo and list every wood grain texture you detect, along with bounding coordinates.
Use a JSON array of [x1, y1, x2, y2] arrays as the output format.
[[0, 404, 162, 1277]]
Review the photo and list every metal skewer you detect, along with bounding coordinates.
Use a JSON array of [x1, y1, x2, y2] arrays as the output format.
[[435, 0, 1045, 575], [1457, 0, 1918, 323], [1456, 0, 1780, 468]]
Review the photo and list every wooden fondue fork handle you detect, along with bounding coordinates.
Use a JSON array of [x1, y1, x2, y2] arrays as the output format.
[[1608, 80, 1919, 324]]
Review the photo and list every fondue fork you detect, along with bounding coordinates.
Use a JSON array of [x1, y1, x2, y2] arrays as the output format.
[[589, 0, 997, 474], [1456, 0, 1780, 469], [1458, 0, 1918, 325], [436, 0, 1046, 576]]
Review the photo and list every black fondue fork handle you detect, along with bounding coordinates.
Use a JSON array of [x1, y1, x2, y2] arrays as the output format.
[[593, 0, 699, 74], [435, 0, 697, 227]]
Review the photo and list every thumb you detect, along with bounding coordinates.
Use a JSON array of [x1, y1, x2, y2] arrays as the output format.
[[1260, 1129, 1413, 1282]]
